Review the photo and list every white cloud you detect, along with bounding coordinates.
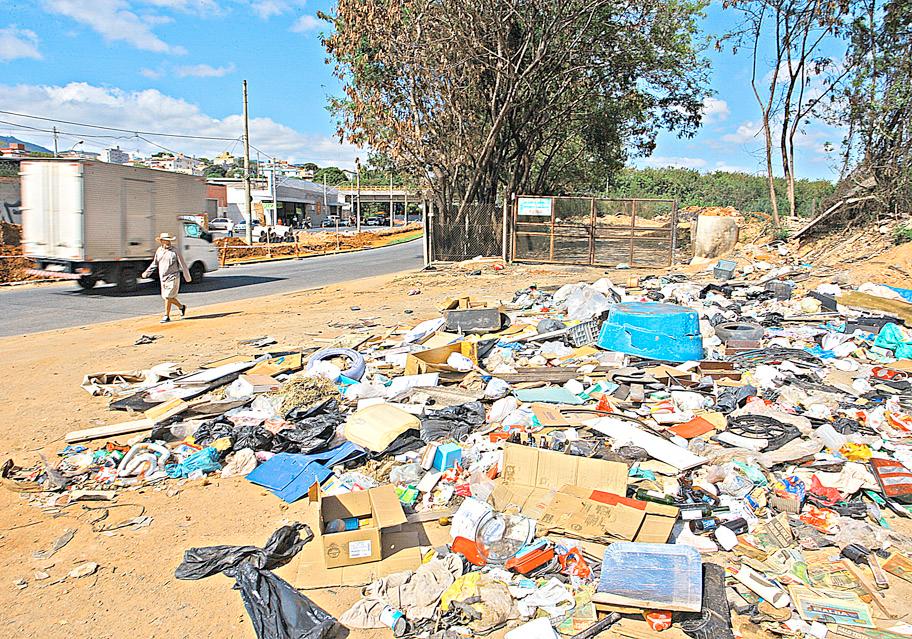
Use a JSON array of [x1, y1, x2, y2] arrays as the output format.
[[144, 0, 221, 13], [176, 63, 236, 77], [42, 0, 186, 54], [0, 26, 42, 62], [712, 161, 758, 174], [290, 15, 320, 33], [721, 121, 761, 144], [140, 67, 163, 79], [642, 156, 707, 169], [0, 81, 360, 167], [248, 1, 306, 19], [701, 97, 730, 125]]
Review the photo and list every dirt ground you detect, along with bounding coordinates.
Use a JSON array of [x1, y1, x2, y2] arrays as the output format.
[[4, 239, 912, 639], [0, 258, 644, 639]]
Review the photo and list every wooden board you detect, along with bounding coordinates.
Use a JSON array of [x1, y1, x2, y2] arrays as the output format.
[[65, 418, 154, 443], [840, 291, 912, 326]]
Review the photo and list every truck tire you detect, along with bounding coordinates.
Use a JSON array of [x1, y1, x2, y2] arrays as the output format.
[[714, 322, 764, 343], [259, 230, 268, 243], [189, 262, 205, 285], [77, 275, 97, 290], [115, 266, 138, 293]]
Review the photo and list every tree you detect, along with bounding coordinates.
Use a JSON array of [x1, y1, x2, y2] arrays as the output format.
[[322, 0, 710, 212], [723, 0, 852, 224], [203, 164, 227, 178], [313, 166, 351, 185], [302, 162, 319, 172], [830, 0, 912, 219]]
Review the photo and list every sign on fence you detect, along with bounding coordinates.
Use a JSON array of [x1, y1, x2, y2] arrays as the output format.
[[517, 197, 553, 217]]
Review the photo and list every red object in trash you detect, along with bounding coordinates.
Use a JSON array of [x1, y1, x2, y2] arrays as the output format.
[[644, 610, 673, 631], [451, 536, 487, 566], [595, 395, 615, 413], [558, 547, 591, 579], [505, 545, 555, 574], [873, 366, 908, 381]]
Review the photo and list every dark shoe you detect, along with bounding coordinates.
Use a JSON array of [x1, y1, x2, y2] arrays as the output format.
[[180, 304, 187, 317], [160, 316, 170, 324]]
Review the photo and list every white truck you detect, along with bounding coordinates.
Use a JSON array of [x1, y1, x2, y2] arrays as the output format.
[[21, 159, 219, 292]]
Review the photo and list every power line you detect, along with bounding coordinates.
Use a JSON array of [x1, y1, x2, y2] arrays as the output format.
[[0, 109, 238, 141]]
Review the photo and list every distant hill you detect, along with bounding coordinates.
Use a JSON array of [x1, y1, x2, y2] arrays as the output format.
[[0, 136, 52, 154]]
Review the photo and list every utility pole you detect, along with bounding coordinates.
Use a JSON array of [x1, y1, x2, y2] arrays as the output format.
[[52, 127, 58, 158], [355, 157, 362, 234], [270, 158, 278, 226], [390, 172, 394, 227], [242, 80, 253, 245]]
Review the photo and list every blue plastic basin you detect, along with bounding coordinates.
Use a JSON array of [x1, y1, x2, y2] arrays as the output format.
[[597, 302, 704, 362]]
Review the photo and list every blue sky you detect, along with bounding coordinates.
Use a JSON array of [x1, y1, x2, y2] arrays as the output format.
[[0, 0, 842, 179]]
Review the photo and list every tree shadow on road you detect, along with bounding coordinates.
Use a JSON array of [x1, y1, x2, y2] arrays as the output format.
[[58, 275, 286, 297]]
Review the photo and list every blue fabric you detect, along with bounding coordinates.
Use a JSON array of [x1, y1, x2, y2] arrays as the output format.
[[165, 447, 221, 479], [875, 323, 912, 359]]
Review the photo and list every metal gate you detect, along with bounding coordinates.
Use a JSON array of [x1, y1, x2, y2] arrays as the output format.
[[511, 196, 679, 267], [429, 202, 504, 262]]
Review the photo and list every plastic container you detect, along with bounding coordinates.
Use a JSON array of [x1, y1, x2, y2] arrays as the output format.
[[765, 280, 794, 301], [597, 542, 703, 612], [713, 259, 737, 280], [597, 302, 704, 362]]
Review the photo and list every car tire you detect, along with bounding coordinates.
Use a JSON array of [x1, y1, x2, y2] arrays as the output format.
[[259, 231, 268, 243], [714, 322, 764, 343], [77, 274, 97, 290], [115, 265, 138, 293], [189, 262, 205, 285]]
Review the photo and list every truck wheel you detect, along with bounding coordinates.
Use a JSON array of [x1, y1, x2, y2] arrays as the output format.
[[189, 262, 205, 285], [259, 231, 268, 243], [115, 266, 138, 293], [77, 275, 97, 290]]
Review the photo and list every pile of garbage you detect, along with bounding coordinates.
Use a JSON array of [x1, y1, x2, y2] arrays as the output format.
[[12, 256, 912, 639]]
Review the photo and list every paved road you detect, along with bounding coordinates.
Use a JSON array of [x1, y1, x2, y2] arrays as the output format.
[[0, 239, 424, 337]]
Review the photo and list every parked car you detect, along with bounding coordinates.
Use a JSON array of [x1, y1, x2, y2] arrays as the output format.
[[321, 218, 337, 228], [365, 217, 381, 226], [233, 219, 248, 237], [208, 217, 234, 234]]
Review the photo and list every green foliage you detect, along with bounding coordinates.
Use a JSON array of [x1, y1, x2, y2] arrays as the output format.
[[203, 164, 227, 178], [894, 224, 912, 245], [0, 160, 17, 178], [313, 166, 351, 185], [605, 167, 834, 217], [773, 226, 792, 241]]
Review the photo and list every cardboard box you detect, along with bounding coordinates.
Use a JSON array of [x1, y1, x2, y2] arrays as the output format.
[[404, 342, 478, 377], [284, 500, 422, 589], [310, 483, 408, 568], [235, 373, 281, 395]]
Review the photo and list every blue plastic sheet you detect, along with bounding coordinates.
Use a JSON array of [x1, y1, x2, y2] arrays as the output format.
[[887, 285, 912, 303], [246, 443, 366, 503]]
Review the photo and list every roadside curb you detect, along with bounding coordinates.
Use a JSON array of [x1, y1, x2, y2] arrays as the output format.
[[221, 232, 423, 267]]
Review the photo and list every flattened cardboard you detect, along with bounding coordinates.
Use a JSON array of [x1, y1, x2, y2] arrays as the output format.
[[144, 397, 188, 423], [537, 491, 643, 542], [531, 403, 571, 427], [247, 353, 303, 377], [564, 486, 677, 543], [495, 443, 627, 507]]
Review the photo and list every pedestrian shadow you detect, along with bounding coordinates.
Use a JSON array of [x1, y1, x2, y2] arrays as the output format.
[[181, 312, 241, 321]]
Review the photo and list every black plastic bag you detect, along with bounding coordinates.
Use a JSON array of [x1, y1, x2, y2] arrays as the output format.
[[235, 563, 339, 639], [233, 424, 275, 452], [272, 415, 342, 455], [421, 401, 485, 443], [193, 419, 235, 447], [175, 522, 313, 580]]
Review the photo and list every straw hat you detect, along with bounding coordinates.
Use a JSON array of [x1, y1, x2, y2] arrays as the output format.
[[157, 232, 177, 242]]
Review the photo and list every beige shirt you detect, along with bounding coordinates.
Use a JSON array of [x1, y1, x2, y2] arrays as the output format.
[[143, 245, 190, 282]]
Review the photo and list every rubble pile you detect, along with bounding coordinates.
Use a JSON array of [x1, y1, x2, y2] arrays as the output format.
[[10, 251, 912, 639]]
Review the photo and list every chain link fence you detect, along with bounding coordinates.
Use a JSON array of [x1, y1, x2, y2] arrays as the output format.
[[428, 202, 504, 262]]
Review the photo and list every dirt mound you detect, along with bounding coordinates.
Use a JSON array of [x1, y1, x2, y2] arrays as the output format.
[[0, 244, 36, 283]]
